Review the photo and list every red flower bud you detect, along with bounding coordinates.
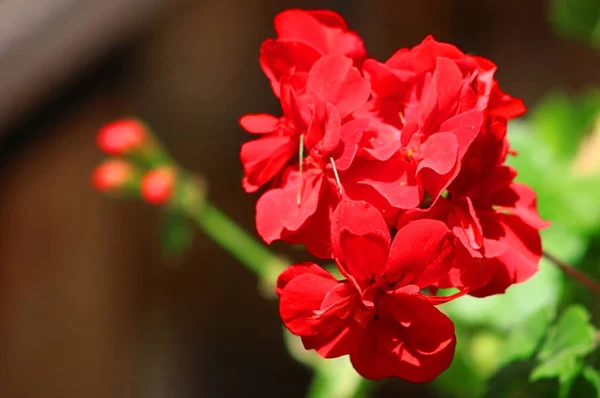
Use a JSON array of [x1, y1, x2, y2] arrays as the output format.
[[91, 159, 134, 192], [141, 167, 175, 205], [97, 119, 147, 155]]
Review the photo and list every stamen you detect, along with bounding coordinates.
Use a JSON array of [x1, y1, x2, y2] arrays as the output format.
[[297, 134, 304, 206], [399, 112, 405, 125], [329, 156, 343, 195]]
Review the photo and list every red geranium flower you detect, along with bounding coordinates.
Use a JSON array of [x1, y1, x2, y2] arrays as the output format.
[[240, 54, 370, 194], [277, 200, 463, 381], [251, 55, 370, 257], [343, 57, 484, 210], [396, 122, 549, 296], [363, 35, 524, 123], [260, 9, 367, 97]]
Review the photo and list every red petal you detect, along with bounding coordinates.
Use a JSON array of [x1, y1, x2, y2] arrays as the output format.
[[259, 39, 321, 97], [240, 135, 295, 192], [431, 57, 468, 119], [435, 243, 494, 292], [306, 99, 342, 155], [386, 36, 465, 73], [277, 262, 335, 296], [497, 214, 543, 283], [438, 109, 483, 160], [493, 183, 550, 230], [255, 188, 287, 244], [349, 157, 421, 210], [470, 213, 543, 297], [274, 9, 366, 64], [332, 117, 369, 170], [363, 58, 413, 100], [239, 114, 280, 134], [331, 200, 391, 283], [450, 197, 485, 252], [278, 264, 338, 335], [386, 220, 454, 288], [282, 174, 324, 232], [306, 55, 371, 118], [417, 132, 459, 176], [281, 177, 339, 259], [308, 10, 348, 28], [417, 132, 459, 199], [350, 293, 455, 382], [302, 324, 357, 359], [360, 122, 402, 162]]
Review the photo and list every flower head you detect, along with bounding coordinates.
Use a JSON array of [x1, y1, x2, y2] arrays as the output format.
[[97, 119, 147, 155], [278, 200, 463, 381]]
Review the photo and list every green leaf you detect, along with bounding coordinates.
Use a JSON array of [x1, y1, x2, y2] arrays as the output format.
[[434, 326, 490, 398], [530, 91, 600, 162], [549, 0, 600, 47], [161, 211, 194, 260], [499, 307, 556, 366], [578, 366, 600, 397], [485, 360, 558, 398], [306, 358, 371, 398], [531, 305, 597, 385]]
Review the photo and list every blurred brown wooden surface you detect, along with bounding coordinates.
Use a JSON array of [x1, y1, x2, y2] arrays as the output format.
[[0, 1, 599, 397]]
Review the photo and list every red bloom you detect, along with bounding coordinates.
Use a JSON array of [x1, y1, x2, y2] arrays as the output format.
[[363, 36, 524, 123], [260, 9, 367, 96], [141, 167, 176, 205], [91, 159, 135, 192], [97, 119, 147, 155], [256, 169, 339, 258], [277, 200, 462, 381], [397, 122, 549, 296], [345, 57, 484, 210], [240, 55, 370, 194]]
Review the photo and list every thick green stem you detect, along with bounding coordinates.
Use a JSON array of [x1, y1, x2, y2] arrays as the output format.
[[188, 200, 286, 281]]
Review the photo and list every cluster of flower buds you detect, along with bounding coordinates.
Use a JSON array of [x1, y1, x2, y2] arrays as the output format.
[[240, 9, 549, 382], [92, 119, 175, 205]]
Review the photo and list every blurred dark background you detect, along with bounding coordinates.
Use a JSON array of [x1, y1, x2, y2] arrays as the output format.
[[0, 0, 599, 397]]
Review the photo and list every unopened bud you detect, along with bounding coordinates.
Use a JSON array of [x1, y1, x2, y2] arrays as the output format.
[[141, 167, 176, 205], [91, 159, 135, 192], [97, 118, 147, 155]]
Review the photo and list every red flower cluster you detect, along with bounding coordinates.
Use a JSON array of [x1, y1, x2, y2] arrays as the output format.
[[240, 9, 548, 382]]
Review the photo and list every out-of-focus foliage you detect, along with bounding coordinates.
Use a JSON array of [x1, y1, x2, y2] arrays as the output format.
[[549, 0, 600, 47], [161, 210, 194, 260], [435, 88, 600, 398], [530, 305, 597, 396]]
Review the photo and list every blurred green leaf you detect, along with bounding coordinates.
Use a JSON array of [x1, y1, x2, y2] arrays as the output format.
[[531, 305, 597, 393], [508, 120, 600, 239], [434, 326, 490, 398], [563, 366, 600, 398], [283, 329, 371, 398], [499, 307, 556, 366], [485, 360, 558, 398], [549, 0, 600, 46], [161, 211, 194, 259], [530, 91, 600, 162], [306, 356, 371, 398]]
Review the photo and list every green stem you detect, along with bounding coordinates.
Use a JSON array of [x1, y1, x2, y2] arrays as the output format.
[[190, 201, 286, 280], [177, 176, 287, 291]]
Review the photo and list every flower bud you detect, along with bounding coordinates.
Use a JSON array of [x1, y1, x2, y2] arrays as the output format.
[[141, 167, 176, 205], [91, 159, 135, 192], [97, 119, 147, 155]]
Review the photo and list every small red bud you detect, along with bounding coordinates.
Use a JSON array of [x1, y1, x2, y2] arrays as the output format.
[[97, 119, 147, 155], [141, 167, 175, 205], [92, 159, 134, 192]]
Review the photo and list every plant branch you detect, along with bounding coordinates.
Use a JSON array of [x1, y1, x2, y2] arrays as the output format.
[[543, 251, 600, 296], [178, 175, 287, 291]]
